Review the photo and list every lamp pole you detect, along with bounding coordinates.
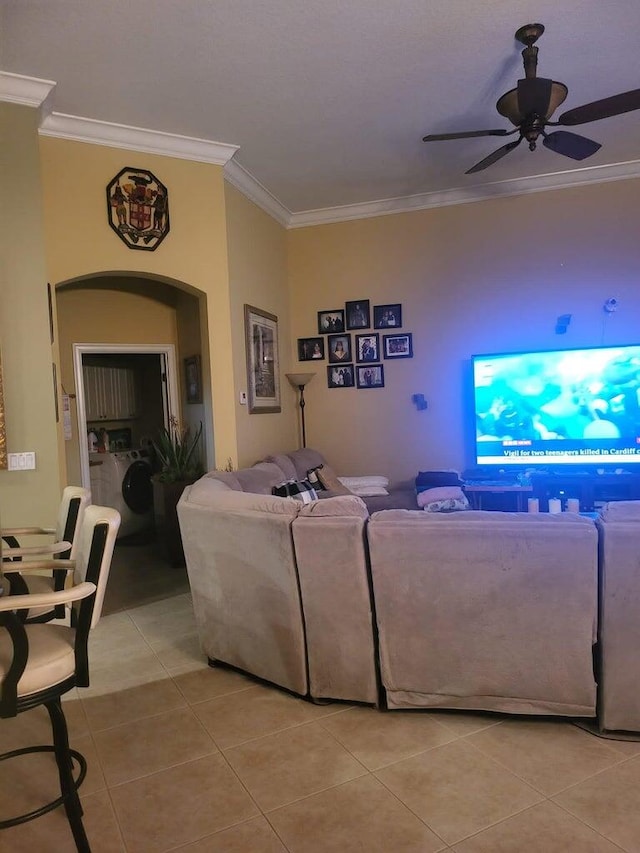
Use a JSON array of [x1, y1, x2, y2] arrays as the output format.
[[285, 373, 315, 449]]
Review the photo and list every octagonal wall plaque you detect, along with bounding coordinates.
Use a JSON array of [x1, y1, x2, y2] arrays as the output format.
[[106, 167, 170, 250]]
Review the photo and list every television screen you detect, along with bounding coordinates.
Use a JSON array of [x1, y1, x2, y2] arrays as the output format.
[[472, 344, 640, 468]]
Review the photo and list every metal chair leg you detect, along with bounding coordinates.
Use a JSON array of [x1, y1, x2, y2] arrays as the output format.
[[47, 698, 91, 853]]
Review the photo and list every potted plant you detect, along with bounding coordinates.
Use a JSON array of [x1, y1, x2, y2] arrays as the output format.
[[152, 418, 204, 567]]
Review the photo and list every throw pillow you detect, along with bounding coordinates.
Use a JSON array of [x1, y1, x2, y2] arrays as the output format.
[[272, 479, 318, 504], [316, 465, 353, 495], [416, 486, 466, 507]]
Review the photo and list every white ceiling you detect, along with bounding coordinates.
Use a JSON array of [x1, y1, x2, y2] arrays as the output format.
[[2, 0, 640, 222]]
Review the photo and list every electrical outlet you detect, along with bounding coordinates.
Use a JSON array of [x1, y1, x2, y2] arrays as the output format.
[[239, 391, 247, 405]]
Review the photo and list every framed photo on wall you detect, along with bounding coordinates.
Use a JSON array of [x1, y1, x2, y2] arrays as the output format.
[[345, 300, 370, 330], [0, 349, 5, 469], [317, 309, 345, 334], [373, 303, 402, 329], [298, 337, 325, 361], [327, 364, 354, 388], [184, 355, 202, 403], [356, 364, 385, 389], [355, 333, 379, 363], [244, 304, 281, 414], [383, 333, 413, 359], [328, 333, 352, 364]]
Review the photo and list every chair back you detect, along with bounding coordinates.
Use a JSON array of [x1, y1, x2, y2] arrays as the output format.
[[56, 486, 91, 559], [73, 505, 120, 630]]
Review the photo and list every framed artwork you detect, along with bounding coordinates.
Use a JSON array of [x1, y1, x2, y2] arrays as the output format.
[[383, 332, 413, 359], [298, 337, 325, 361], [345, 300, 370, 330], [328, 333, 352, 364], [373, 303, 402, 329], [47, 282, 54, 344], [52, 362, 59, 422], [244, 304, 281, 414], [355, 333, 380, 363], [0, 349, 6, 470], [356, 364, 385, 389], [184, 355, 202, 404], [317, 309, 345, 334], [327, 364, 354, 388]]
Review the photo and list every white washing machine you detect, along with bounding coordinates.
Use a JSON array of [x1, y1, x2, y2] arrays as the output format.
[[89, 450, 154, 538]]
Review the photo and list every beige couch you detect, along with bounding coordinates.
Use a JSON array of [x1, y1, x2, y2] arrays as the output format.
[[596, 501, 640, 733], [177, 472, 379, 704], [177, 449, 604, 721], [367, 509, 599, 717]]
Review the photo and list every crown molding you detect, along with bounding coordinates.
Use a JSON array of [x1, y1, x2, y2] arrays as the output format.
[[3, 71, 640, 228], [0, 70, 56, 118], [39, 112, 239, 165], [288, 158, 640, 228], [224, 158, 291, 227]]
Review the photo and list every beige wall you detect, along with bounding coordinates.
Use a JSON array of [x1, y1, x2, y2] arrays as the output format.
[[224, 183, 296, 466], [40, 137, 239, 469], [0, 104, 61, 527], [288, 179, 640, 482]]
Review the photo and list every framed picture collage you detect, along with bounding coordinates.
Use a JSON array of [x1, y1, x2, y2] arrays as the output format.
[[298, 300, 413, 389]]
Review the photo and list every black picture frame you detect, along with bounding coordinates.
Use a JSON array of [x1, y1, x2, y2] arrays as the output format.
[[356, 364, 385, 389], [298, 337, 325, 361], [373, 303, 402, 330], [327, 333, 352, 364], [327, 364, 354, 388], [184, 355, 202, 404], [355, 333, 380, 363], [317, 309, 345, 334], [345, 300, 370, 330], [383, 332, 413, 359]]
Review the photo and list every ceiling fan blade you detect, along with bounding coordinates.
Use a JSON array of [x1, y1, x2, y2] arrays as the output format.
[[543, 130, 601, 160], [465, 137, 522, 174], [558, 89, 640, 126], [423, 129, 510, 142], [517, 78, 552, 117]]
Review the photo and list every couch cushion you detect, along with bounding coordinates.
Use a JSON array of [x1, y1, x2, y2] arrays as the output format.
[[201, 470, 242, 491], [183, 481, 301, 516], [297, 494, 369, 518], [599, 501, 640, 522], [287, 448, 326, 480], [235, 462, 287, 494], [263, 453, 298, 481], [317, 465, 353, 495]]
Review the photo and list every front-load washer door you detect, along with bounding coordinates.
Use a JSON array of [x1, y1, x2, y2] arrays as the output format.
[[121, 460, 153, 514]]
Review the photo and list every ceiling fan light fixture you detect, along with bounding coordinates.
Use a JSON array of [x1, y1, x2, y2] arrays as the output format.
[[497, 80, 568, 124]]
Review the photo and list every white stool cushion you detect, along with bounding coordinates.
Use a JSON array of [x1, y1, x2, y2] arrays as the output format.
[[0, 625, 76, 697]]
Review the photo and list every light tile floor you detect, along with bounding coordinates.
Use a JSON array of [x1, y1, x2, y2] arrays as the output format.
[[3, 537, 640, 851]]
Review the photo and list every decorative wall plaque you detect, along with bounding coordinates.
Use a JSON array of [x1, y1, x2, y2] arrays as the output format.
[[106, 167, 170, 250]]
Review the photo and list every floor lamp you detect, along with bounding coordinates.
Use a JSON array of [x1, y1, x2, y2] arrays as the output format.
[[286, 372, 315, 448]]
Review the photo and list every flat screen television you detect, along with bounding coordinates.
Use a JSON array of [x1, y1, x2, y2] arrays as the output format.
[[472, 343, 640, 468]]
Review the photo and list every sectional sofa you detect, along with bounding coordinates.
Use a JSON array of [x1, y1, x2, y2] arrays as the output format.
[[178, 447, 638, 729]]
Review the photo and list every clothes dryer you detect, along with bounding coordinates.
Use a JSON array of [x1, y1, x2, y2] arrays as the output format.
[[89, 450, 154, 538]]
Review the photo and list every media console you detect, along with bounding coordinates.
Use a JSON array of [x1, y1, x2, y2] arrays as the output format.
[[462, 469, 640, 512]]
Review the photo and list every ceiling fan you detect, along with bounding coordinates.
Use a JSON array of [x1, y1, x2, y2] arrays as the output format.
[[422, 23, 640, 175]]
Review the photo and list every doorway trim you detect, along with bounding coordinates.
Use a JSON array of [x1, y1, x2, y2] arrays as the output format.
[[73, 343, 179, 489]]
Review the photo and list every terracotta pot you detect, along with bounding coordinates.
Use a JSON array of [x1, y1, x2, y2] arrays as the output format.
[[152, 479, 194, 568]]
